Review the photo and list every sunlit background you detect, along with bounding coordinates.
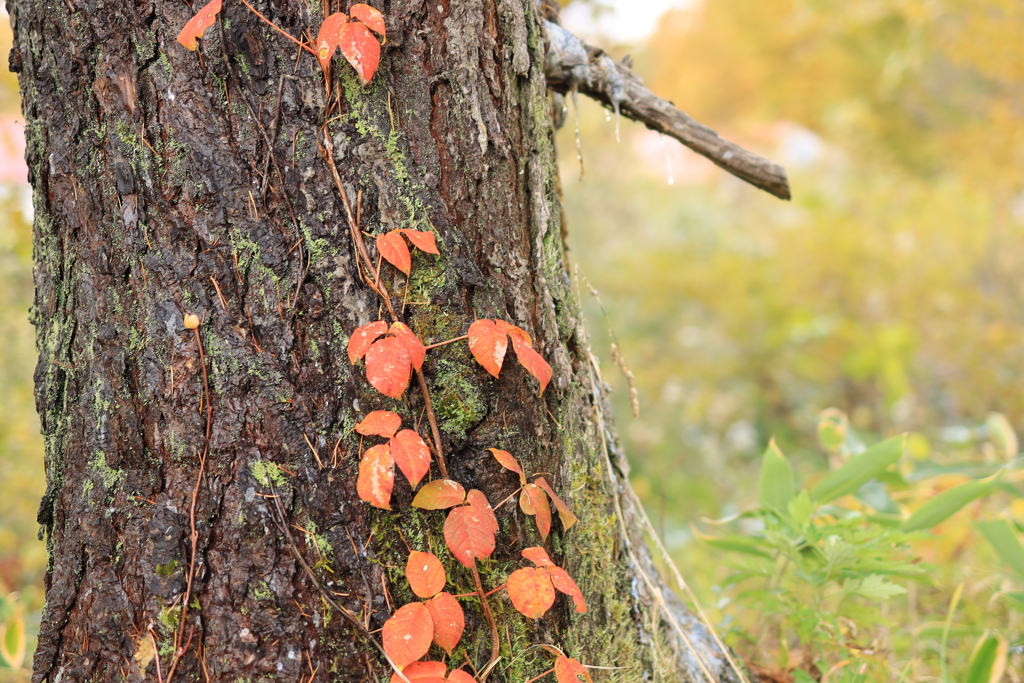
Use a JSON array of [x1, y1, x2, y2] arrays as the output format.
[[2, 0, 1024, 679]]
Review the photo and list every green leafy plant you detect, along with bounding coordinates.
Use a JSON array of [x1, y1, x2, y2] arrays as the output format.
[[701, 410, 1020, 681]]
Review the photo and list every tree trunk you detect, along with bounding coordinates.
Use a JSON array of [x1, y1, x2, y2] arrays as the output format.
[[10, 0, 740, 680]]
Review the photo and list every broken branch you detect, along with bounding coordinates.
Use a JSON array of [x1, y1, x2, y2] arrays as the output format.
[[543, 21, 791, 201]]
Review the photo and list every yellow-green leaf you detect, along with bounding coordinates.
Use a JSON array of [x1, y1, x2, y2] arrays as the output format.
[[901, 475, 998, 532], [976, 518, 1024, 580], [759, 439, 795, 511], [0, 607, 25, 670], [965, 633, 1008, 683], [985, 412, 1018, 460], [811, 435, 905, 504]]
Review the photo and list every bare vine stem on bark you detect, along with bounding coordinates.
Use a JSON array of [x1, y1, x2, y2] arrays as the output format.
[[542, 21, 791, 201], [238, 0, 317, 55], [320, 129, 449, 480], [471, 564, 502, 683], [267, 484, 413, 683], [165, 325, 213, 683]]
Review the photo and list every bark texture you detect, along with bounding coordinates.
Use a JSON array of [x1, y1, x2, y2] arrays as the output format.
[[11, 0, 740, 680]]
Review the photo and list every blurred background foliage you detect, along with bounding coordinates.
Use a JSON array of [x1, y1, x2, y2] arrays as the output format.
[[2, 0, 1024, 679], [0, 12, 43, 682], [558, 0, 1024, 678]]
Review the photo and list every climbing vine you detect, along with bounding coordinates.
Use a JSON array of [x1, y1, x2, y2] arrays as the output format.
[[174, 2, 593, 682]]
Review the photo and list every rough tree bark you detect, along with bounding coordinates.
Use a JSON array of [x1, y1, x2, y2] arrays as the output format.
[[10, 0, 751, 681]]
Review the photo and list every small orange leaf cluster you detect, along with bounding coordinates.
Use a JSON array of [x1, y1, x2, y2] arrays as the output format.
[[381, 550, 466, 671], [348, 321, 427, 399], [489, 449, 578, 540], [507, 548, 587, 619], [177, 1, 386, 84], [468, 318, 553, 395], [354, 411, 431, 509], [411, 484, 499, 568], [377, 229, 440, 275]]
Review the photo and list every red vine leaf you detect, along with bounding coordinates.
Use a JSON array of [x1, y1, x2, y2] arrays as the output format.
[[399, 229, 439, 255], [446, 671, 476, 683], [412, 479, 466, 509], [467, 319, 507, 378], [510, 334, 553, 395], [506, 566, 556, 619], [389, 322, 426, 370], [554, 655, 593, 683], [378, 230, 411, 275], [444, 504, 496, 568], [424, 591, 464, 654], [389, 661, 446, 683], [365, 336, 413, 398], [390, 429, 431, 489], [349, 3, 386, 40], [355, 410, 402, 438], [339, 19, 381, 85], [382, 602, 434, 670], [176, 0, 222, 50], [348, 320, 387, 363], [488, 448, 527, 485], [314, 11, 348, 71], [406, 551, 446, 599], [548, 567, 587, 613], [519, 483, 552, 540], [357, 443, 394, 509], [466, 489, 499, 533], [522, 546, 555, 568], [534, 477, 578, 531], [494, 318, 532, 346]]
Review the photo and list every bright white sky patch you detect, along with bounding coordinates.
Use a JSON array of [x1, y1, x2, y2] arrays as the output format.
[[560, 0, 695, 44]]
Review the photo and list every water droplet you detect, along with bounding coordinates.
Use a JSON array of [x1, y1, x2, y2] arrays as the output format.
[[660, 134, 674, 185]]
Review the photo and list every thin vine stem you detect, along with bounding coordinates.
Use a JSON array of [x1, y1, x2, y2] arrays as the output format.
[[165, 325, 213, 683], [471, 564, 501, 683], [238, 0, 317, 55]]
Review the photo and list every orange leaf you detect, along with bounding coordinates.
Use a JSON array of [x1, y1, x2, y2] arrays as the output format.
[[548, 567, 587, 613], [176, 0, 222, 50], [389, 322, 426, 370], [446, 671, 475, 683], [519, 483, 552, 540], [506, 566, 555, 619], [534, 477, 578, 531], [467, 319, 507, 378], [488, 448, 527, 485], [412, 479, 466, 509], [554, 655, 593, 683], [406, 551, 446, 599], [390, 429, 431, 489], [466, 489, 499, 533], [315, 11, 348, 71], [377, 230, 411, 275], [340, 19, 381, 85], [510, 335, 553, 395], [357, 444, 394, 509], [424, 591, 464, 654], [355, 410, 402, 438], [349, 3, 386, 40], [522, 546, 555, 568], [365, 336, 413, 398], [400, 229, 439, 254], [494, 318, 532, 346], [444, 504, 496, 568], [389, 661, 446, 683], [348, 320, 388, 363], [382, 602, 434, 670]]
